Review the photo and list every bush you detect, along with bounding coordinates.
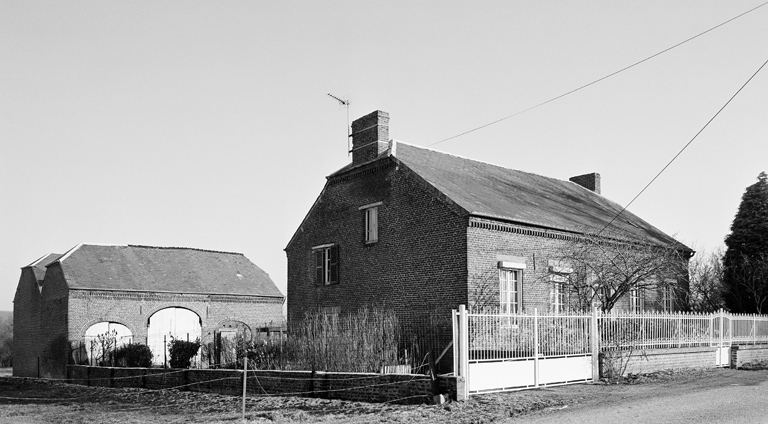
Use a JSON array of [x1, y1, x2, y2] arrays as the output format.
[[113, 344, 153, 368], [168, 337, 201, 368]]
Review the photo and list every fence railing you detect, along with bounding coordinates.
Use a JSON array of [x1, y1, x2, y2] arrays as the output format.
[[599, 311, 714, 350], [467, 310, 592, 361], [463, 308, 768, 356]]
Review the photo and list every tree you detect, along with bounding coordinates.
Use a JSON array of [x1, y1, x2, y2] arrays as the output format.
[[0, 312, 11, 367], [723, 172, 768, 313], [543, 231, 690, 312], [688, 249, 726, 312]]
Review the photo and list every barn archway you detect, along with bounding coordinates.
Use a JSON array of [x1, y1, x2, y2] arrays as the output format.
[[83, 322, 133, 366], [147, 307, 202, 367]]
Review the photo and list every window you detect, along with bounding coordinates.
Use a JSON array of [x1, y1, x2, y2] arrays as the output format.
[[551, 281, 566, 313], [365, 207, 378, 243], [548, 260, 572, 313], [314, 244, 339, 285], [359, 202, 381, 244], [662, 286, 675, 312], [630, 287, 645, 313], [499, 269, 521, 313]]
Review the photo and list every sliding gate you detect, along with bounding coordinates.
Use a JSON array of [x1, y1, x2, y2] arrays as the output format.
[[453, 306, 598, 396]]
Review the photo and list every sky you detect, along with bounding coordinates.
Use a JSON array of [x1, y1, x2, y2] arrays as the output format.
[[1, 1, 767, 312]]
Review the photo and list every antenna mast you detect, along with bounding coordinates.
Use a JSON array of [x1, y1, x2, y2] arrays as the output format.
[[327, 93, 350, 155]]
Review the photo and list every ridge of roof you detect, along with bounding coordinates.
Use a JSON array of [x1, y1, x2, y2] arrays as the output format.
[[51, 243, 283, 297], [390, 141, 686, 249], [127, 244, 243, 256], [392, 140, 578, 189]]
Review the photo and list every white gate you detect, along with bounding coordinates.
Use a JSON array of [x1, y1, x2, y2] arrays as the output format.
[[453, 306, 598, 396], [713, 310, 731, 367]]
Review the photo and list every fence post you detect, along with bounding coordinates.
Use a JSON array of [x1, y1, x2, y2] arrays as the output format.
[[451, 309, 458, 377], [533, 308, 539, 388], [242, 353, 247, 420], [719, 309, 725, 349], [458, 304, 469, 399], [590, 306, 599, 382]]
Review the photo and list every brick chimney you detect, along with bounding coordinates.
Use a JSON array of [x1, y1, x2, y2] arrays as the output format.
[[350, 110, 389, 165], [569, 172, 601, 195]]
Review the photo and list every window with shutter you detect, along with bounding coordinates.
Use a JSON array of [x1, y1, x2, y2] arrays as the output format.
[[315, 250, 324, 285], [329, 245, 339, 284], [312, 244, 340, 286], [359, 202, 382, 244]]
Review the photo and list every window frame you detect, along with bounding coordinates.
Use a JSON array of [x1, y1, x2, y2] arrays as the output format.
[[551, 279, 567, 314], [359, 202, 382, 244], [630, 287, 645, 313], [313, 244, 339, 286], [662, 285, 675, 312], [499, 268, 522, 314]]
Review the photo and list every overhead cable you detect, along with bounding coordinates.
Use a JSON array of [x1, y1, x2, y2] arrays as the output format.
[[428, 1, 768, 147], [599, 56, 768, 235]]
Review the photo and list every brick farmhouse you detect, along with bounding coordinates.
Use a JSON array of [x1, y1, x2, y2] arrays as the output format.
[[285, 110, 692, 325], [13, 244, 284, 378]]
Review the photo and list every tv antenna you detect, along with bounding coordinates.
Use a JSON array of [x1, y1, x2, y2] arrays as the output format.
[[327, 93, 350, 155]]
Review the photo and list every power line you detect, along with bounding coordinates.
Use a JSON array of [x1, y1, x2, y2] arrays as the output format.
[[599, 56, 768, 236], [428, 1, 768, 147]]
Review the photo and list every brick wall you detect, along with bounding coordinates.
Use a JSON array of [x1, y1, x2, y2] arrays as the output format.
[[286, 157, 468, 332], [67, 290, 284, 345], [468, 217, 688, 312], [24, 261, 284, 379], [67, 365, 465, 403], [12, 269, 43, 377], [600, 347, 716, 376], [730, 345, 768, 368], [39, 263, 71, 379]]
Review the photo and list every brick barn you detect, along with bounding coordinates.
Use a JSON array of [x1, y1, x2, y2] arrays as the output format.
[[285, 110, 692, 327], [13, 244, 284, 378]]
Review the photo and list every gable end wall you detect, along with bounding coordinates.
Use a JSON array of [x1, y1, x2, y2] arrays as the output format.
[[286, 159, 469, 323]]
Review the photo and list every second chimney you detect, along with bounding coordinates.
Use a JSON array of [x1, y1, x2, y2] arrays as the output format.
[[350, 110, 389, 165], [569, 173, 601, 195]]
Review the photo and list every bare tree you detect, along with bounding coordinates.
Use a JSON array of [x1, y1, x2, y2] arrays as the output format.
[[468, 268, 501, 312], [543, 231, 690, 312], [688, 248, 726, 312]]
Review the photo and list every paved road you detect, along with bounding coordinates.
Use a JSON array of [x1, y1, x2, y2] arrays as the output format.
[[511, 377, 768, 423]]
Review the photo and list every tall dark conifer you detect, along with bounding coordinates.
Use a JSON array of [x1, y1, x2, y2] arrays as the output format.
[[723, 172, 768, 313]]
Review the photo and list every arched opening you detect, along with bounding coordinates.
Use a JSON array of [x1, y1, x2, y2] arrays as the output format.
[[211, 321, 251, 368], [83, 322, 133, 366], [147, 307, 202, 367]]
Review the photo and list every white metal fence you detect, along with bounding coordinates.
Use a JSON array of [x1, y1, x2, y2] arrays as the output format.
[[453, 306, 768, 396]]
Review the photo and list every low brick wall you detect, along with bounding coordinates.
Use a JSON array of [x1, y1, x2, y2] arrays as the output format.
[[600, 346, 717, 376], [731, 344, 768, 369], [66, 365, 465, 403], [601, 344, 768, 376]]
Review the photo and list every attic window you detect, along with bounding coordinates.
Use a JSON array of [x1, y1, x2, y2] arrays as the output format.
[[359, 202, 382, 244]]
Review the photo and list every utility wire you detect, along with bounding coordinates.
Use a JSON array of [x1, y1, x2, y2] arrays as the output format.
[[598, 56, 768, 235], [428, 1, 768, 147]]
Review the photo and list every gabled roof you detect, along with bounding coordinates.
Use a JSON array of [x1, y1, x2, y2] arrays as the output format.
[[49, 244, 283, 298], [25, 253, 63, 282], [331, 141, 686, 249]]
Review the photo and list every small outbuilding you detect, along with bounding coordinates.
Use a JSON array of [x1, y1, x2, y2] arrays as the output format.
[[13, 243, 284, 378]]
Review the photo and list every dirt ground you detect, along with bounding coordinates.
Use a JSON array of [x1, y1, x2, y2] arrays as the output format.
[[1, 367, 767, 423]]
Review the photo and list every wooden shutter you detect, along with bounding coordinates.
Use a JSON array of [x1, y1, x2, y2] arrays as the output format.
[[315, 250, 324, 285], [329, 245, 339, 284]]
